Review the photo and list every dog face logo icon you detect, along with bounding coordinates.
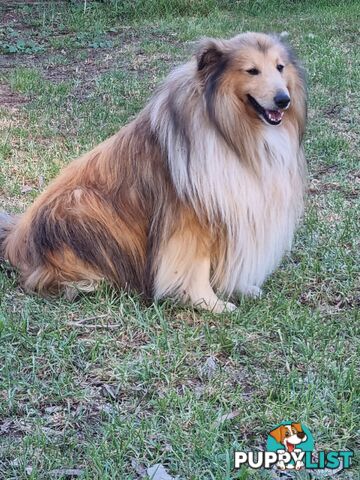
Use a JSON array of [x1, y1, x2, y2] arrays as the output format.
[[270, 422, 307, 453], [267, 422, 313, 471]]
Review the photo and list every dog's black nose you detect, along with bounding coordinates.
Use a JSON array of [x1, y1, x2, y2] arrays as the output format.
[[274, 92, 290, 109], [297, 432, 306, 439]]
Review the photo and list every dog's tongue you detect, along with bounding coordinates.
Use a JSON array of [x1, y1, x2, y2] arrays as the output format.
[[287, 442, 295, 453], [266, 109, 284, 122]]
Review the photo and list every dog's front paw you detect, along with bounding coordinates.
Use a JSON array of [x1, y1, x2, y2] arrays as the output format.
[[193, 297, 237, 314], [244, 285, 263, 298], [211, 300, 237, 314]]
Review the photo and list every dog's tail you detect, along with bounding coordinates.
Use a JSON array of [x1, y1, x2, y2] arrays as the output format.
[[0, 212, 16, 262]]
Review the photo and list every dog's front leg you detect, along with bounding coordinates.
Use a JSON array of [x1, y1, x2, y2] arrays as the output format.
[[154, 230, 235, 313], [187, 257, 236, 313]]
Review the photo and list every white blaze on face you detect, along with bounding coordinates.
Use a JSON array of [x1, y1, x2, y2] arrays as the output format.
[[284, 425, 307, 452]]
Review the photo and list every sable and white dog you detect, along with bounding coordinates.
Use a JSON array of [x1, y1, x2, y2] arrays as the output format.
[[0, 32, 307, 312], [270, 423, 308, 470]]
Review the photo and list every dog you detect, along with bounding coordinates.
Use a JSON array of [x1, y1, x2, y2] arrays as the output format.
[[0, 32, 307, 312], [269, 423, 308, 470]]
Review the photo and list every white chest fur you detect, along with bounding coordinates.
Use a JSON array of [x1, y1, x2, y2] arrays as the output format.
[[218, 126, 304, 295], [181, 125, 304, 295]]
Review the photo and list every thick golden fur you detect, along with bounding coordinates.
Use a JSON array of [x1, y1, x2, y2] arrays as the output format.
[[0, 33, 307, 312]]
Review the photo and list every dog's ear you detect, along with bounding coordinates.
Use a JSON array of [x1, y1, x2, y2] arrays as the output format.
[[196, 39, 226, 74], [269, 425, 285, 444], [292, 422, 303, 433]]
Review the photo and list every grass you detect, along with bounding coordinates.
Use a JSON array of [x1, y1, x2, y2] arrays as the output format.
[[0, 1, 359, 479]]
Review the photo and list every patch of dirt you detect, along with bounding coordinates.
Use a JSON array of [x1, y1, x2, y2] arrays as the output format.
[[42, 48, 131, 93], [0, 83, 27, 110], [1, 1, 185, 102], [1, 2, 29, 27], [299, 282, 360, 311], [0, 8, 188, 150], [1, 41, 182, 106], [309, 178, 359, 199], [322, 103, 342, 118], [311, 163, 339, 179]]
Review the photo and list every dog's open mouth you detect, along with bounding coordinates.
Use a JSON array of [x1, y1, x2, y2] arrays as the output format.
[[247, 95, 284, 126], [287, 442, 296, 453]]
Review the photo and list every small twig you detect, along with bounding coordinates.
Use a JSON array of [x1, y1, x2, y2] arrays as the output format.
[[48, 468, 84, 478], [68, 314, 108, 325], [67, 321, 121, 329]]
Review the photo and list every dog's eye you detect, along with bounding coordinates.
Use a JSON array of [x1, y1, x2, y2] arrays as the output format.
[[277, 64, 284, 73], [246, 68, 260, 75], [285, 431, 290, 437]]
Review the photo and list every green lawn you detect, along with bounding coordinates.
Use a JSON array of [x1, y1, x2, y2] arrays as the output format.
[[0, 1, 359, 479]]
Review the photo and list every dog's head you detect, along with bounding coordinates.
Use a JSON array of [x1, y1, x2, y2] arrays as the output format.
[[269, 423, 307, 452], [196, 32, 306, 135]]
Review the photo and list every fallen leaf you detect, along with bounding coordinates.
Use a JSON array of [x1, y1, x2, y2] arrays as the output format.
[[45, 406, 63, 414], [0, 420, 12, 434], [214, 409, 241, 427], [200, 356, 217, 378], [21, 185, 33, 194], [131, 458, 147, 477], [102, 384, 117, 399], [98, 403, 116, 414], [147, 463, 175, 480]]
